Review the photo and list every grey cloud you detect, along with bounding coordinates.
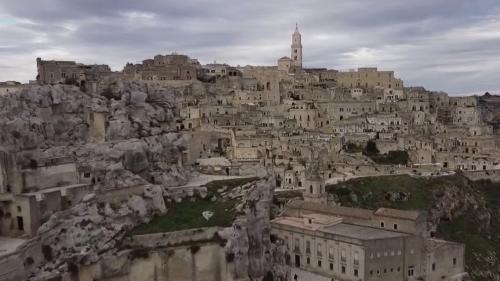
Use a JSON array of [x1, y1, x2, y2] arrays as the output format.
[[1, 0, 500, 94]]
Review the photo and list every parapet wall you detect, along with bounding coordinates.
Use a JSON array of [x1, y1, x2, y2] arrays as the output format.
[[463, 169, 500, 182], [126, 227, 223, 248], [80, 227, 237, 281]]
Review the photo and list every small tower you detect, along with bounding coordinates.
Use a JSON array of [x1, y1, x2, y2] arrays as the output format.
[[291, 23, 303, 69], [303, 162, 327, 204]]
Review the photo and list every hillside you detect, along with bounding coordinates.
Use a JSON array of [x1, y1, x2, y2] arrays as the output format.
[[326, 174, 500, 281]]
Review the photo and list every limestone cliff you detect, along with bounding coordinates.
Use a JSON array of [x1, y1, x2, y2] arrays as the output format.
[[13, 177, 287, 281], [0, 81, 191, 188]]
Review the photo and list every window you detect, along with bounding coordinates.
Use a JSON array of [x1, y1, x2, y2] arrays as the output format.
[[380, 221, 385, 228], [318, 260, 322, 267], [353, 252, 359, 265], [294, 238, 300, 252], [341, 249, 346, 262], [330, 263, 334, 270], [306, 241, 311, 254], [317, 243, 322, 257], [17, 206, 22, 212], [432, 263, 436, 271], [453, 258, 457, 266], [408, 266, 415, 277], [328, 247, 334, 260], [354, 269, 358, 277], [306, 257, 310, 264], [341, 266, 346, 274], [394, 224, 398, 230]]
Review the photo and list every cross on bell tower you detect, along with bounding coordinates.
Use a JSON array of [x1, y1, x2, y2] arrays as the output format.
[[291, 23, 303, 68]]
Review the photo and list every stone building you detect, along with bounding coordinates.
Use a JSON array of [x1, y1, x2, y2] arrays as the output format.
[[277, 24, 303, 73], [272, 201, 467, 281], [291, 24, 303, 69], [36, 57, 111, 86], [0, 81, 22, 95], [336, 68, 403, 90], [123, 53, 200, 81], [0, 152, 92, 237], [201, 63, 241, 79]]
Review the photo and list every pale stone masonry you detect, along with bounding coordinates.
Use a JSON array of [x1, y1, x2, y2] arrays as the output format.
[[272, 200, 466, 281], [0, 23, 496, 281]]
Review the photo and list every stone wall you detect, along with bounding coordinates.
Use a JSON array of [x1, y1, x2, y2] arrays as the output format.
[[22, 163, 79, 191], [80, 228, 236, 281], [463, 169, 500, 182], [0, 238, 43, 281]]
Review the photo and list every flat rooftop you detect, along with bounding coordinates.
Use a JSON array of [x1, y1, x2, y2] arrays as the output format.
[[273, 215, 408, 240], [321, 223, 408, 240], [272, 216, 343, 231]]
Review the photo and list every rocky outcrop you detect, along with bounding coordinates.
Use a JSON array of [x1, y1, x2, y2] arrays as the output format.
[[477, 93, 500, 134], [0, 85, 91, 150], [8, 175, 287, 281], [0, 81, 191, 191], [218, 177, 277, 280], [22, 185, 167, 281], [428, 182, 491, 231]]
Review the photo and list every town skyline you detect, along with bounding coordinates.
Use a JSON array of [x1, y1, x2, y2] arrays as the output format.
[[1, 0, 500, 95]]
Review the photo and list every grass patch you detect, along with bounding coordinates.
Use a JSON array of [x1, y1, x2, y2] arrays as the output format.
[[130, 177, 258, 235], [130, 197, 236, 235], [326, 174, 468, 210], [369, 150, 409, 165]]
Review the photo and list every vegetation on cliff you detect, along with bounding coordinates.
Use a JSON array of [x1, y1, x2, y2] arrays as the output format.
[[130, 177, 258, 235], [344, 140, 409, 165], [326, 174, 500, 281]]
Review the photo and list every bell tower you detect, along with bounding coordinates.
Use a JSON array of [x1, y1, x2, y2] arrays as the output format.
[[291, 23, 303, 68]]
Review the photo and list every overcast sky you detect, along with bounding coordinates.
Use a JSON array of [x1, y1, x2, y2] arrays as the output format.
[[1, 0, 500, 95]]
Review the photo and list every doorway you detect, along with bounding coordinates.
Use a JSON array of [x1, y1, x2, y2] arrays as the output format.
[[17, 216, 24, 231], [295, 255, 301, 267]]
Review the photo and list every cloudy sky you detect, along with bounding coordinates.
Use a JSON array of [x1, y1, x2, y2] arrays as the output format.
[[1, 0, 500, 95]]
